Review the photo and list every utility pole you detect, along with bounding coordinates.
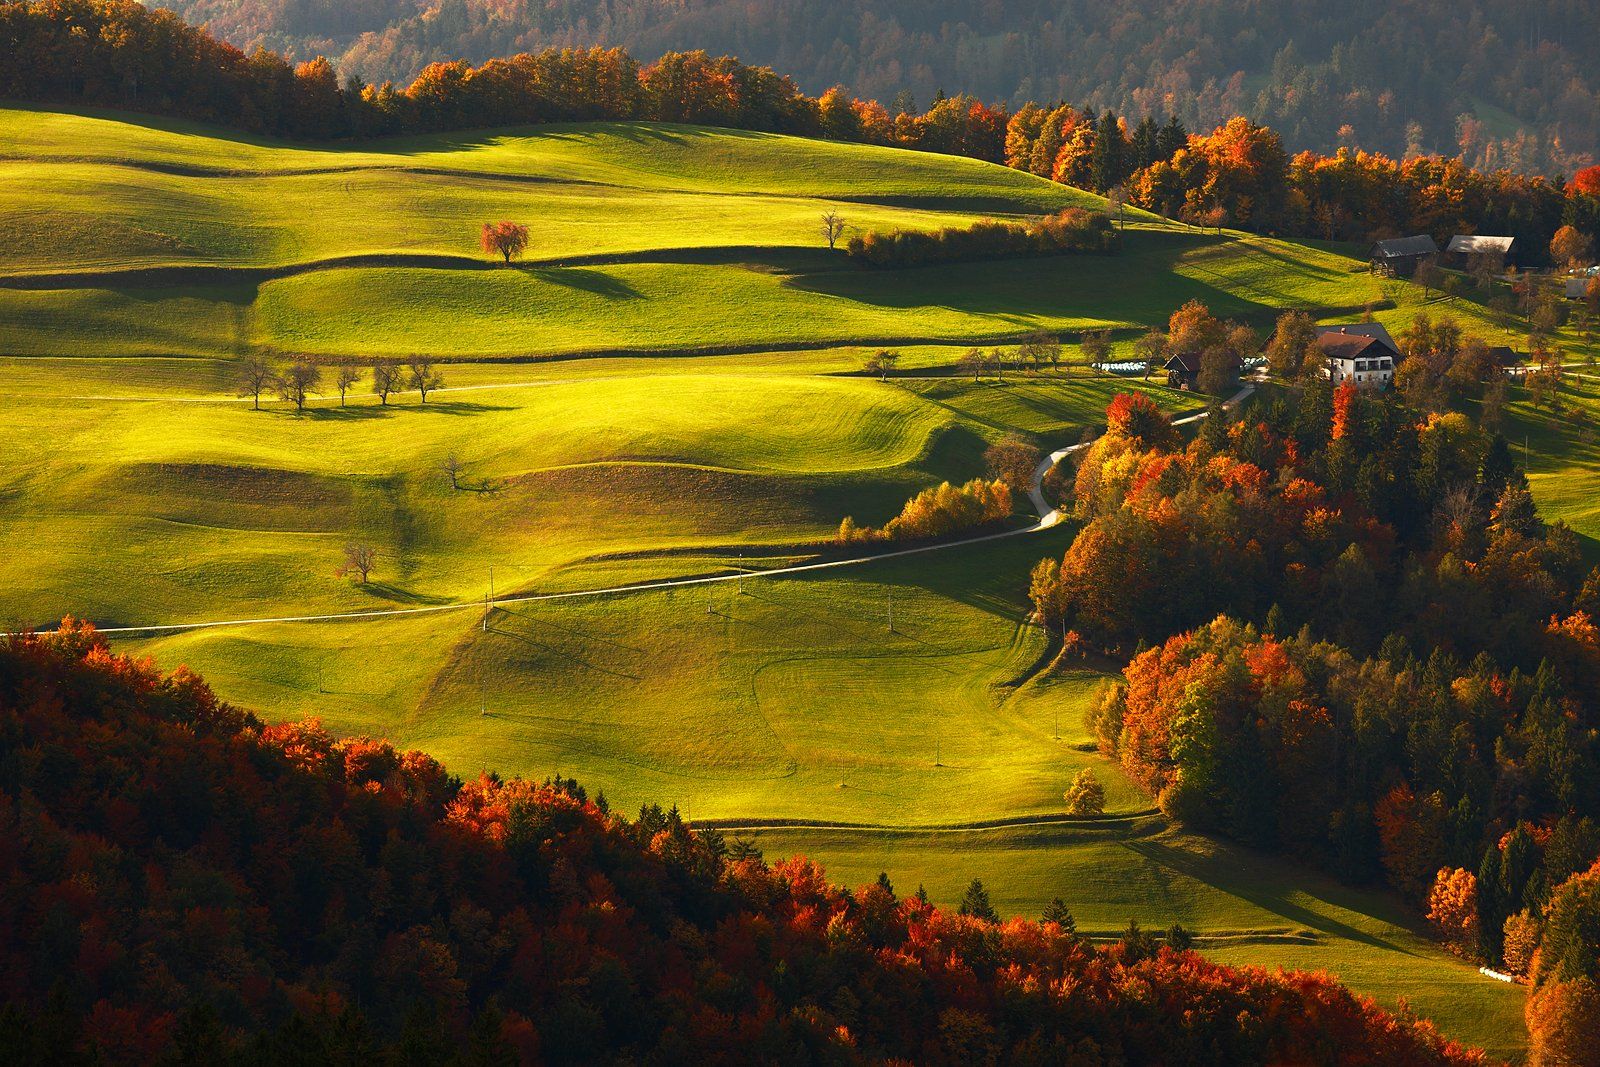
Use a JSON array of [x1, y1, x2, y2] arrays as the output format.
[[737, 553, 744, 595], [888, 589, 895, 633]]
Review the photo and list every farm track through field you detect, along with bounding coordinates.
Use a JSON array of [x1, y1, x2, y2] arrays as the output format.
[[51, 384, 1252, 638]]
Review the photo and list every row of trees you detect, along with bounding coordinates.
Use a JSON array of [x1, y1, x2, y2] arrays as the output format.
[[0, 623, 1483, 1063], [845, 207, 1118, 269], [216, 0, 1598, 173], [11, 1, 1600, 261], [237, 356, 444, 410], [0, 1, 1011, 155]]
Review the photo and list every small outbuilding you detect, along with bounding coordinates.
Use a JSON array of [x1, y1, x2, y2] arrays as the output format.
[[1488, 346, 1526, 374], [1164, 352, 1201, 389], [1368, 235, 1439, 277], [1568, 277, 1592, 300]]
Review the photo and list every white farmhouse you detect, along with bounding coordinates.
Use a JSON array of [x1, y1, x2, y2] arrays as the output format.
[[1315, 324, 1400, 387]]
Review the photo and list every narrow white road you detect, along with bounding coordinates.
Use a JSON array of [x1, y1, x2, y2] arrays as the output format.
[[81, 382, 1255, 637]]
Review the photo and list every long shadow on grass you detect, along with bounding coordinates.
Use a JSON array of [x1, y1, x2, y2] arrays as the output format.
[[524, 266, 643, 299], [487, 623, 642, 681], [360, 582, 451, 606], [493, 605, 645, 653], [1122, 836, 1420, 957]]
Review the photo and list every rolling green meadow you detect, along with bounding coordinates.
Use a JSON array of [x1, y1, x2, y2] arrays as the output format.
[[7, 102, 1588, 1059]]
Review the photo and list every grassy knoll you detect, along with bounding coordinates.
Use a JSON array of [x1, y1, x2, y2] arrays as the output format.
[[0, 354, 1182, 628], [0, 230, 1390, 360], [0, 104, 1415, 362], [1501, 371, 1600, 553], [0, 106, 1094, 277]]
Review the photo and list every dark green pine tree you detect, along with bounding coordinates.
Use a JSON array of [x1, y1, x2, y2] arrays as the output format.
[[958, 879, 999, 922], [1091, 110, 1129, 192], [1131, 114, 1160, 167], [1041, 897, 1076, 933], [1157, 114, 1189, 160]]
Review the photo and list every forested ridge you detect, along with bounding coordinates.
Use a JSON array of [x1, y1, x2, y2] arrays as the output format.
[[145, 0, 1600, 173], [0, 624, 1485, 1063]]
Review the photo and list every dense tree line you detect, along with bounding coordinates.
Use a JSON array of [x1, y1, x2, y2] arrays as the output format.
[[0, 0, 1009, 152], [838, 478, 1013, 544], [0, 623, 1484, 1063], [1030, 378, 1600, 1059], [145, 0, 1600, 172], [845, 207, 1117, 269], [8, 1, 1600, 262]]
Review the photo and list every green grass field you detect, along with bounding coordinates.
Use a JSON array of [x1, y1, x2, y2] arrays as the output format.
[[0, 104, 1565, 1058]]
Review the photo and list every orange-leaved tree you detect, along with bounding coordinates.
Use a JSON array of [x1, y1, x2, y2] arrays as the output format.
[[480, 220, 530, 264]]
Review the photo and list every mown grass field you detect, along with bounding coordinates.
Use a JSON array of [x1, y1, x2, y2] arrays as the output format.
[[0, 104, 1565, 1057]]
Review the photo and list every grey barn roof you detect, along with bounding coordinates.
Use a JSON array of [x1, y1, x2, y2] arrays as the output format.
[[1371, 235, 1440, 258], [1447, 235, 1515, 255]]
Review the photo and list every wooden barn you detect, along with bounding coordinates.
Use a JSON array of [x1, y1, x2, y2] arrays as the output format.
[[1368, 235, 1439, 277], [1446, 234, 1516, 268]]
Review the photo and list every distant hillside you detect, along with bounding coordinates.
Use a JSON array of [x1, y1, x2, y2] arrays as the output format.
[[154, 0, 1600, 172]]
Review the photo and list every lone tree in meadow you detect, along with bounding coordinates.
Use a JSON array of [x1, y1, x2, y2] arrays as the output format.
[[277, 360, 321, 414], [409, 358, 444, 402], [334, 364, 361, 406], [1134, 328, 1168, 380], [481, 220, 530, 265], [1414, 259, 1442, 298], [957, 347, 986, 382], [863, 349, 900, 381], [821, 210, 846, 250], [238, 357, 276, 410], [1064, 768, 1105, 816], [372, 359, 402, 405], [442, 453, 464, 489], [1079, 330, 1113, 369], [337, 542, 376, 583], [984, 433, 1042, 494]]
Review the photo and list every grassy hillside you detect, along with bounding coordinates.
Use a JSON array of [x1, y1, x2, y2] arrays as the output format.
[[0, 104, 1419, 362], [0, 105, 1558, 1057]]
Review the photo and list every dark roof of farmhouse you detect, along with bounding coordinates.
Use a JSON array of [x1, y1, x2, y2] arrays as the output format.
[[1316, 333, 1389, 360], [1314, 323, 1399, 355], [1371, 235, 1440, 258]]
